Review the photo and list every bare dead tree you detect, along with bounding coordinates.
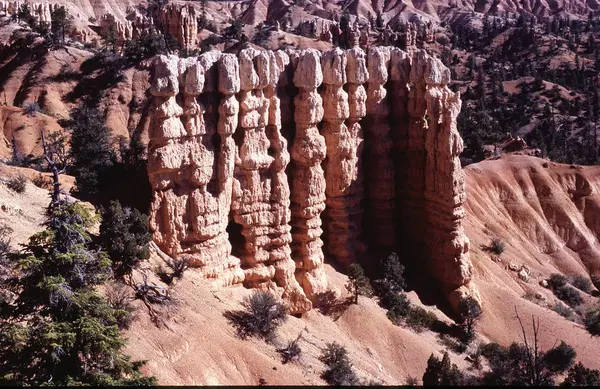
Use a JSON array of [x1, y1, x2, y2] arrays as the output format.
[[515, 308, 544, 386], [40, 128, 67, 206]]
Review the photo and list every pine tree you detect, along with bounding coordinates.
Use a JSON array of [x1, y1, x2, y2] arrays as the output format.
[[67, 104, 114, 197], [0, 198, 155, 385], [345, 263, 373, 304], [100, 200, 151, 277]]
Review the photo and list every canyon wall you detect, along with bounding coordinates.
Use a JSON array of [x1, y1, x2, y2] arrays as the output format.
[[148, 46, 475, 313]]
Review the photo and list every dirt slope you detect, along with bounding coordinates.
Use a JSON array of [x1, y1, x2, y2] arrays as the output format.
[[463, 153, 600, 371]]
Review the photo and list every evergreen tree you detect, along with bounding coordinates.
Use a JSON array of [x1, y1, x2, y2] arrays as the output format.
[[422, 352, 464, 385], [380, 252, 406, 292], [51, 6, 71, 44], [100, 200, 151, 277], [66, 104, 114, 197], [345, 263, 373, 304], [458, 296, 482, 342], [0, 198, 155, 385]]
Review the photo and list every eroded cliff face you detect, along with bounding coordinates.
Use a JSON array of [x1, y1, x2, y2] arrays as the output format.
[[148, 47, 475, 313]]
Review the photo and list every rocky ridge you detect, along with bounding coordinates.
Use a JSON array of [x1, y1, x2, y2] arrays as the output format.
[[148, 45, 475, 313]]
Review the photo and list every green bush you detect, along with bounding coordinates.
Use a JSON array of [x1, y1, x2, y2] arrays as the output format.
[[584, 307, 600, 336], [6, 175, 27, 194], [554, 285, 583, 307], [100, 200, 151, 277], [562, 362, 600, 386], [345, 263, 373, 304], [381, 252, 406, 292], [422, 352, 464, 386], [277, 338, 301, 364], [489, 237, 505, 255], [543, 341, 576, 373], [319, 343, 358, 386], [224, 291, 287, 341], [549, 273, 568, 289], [406, 306, 437, 332], [385, 292, 412, 324], [570, 275, 593, 294]]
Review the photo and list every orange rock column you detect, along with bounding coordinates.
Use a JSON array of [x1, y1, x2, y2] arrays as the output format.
[[423, 55, 473, 294], [364, 47, 396, 254], [231, 48, 311, 313], [290, 49, 328, 301], [148, 55, 186, 258], [321, 48, 365, 268]]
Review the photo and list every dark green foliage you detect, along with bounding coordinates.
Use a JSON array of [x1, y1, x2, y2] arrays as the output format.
[[543, 341, 576, 373], [6, 175, 27, 194], [571, 275, 593, 294], [50, 6, 71, 44], [100, 200, 151, 277], [18, 4, 36, 27], [252, 22, 271, 47], [381, 252, 406, 292], [488, 237, 506, 255], [549, 273, 568, 289], [277, 337, 302, 364], [554, 285, 583, 307], [422, 352, 464, 386], [223, 18, 244, 41], [384, 291, 412, 324], [458, 296, 482, 343], [124, 28, 167, 62], [224, 291, 287, 341], [561, 362, 600, 386], [546, 274, 583, 307], [345, 263, 373, 304], [457, 105, 505, 164], [553, 301, 576, 321], [584, 306, 600, 336], [0, 199, 155, 385], [319, 342, 359, 386], [66, 104, 114, 196], [406, 306, 437, 332], [479, 339, 576, 386]]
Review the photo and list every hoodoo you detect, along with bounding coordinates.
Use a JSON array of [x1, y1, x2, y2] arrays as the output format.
[[148, 47, 476, 313]]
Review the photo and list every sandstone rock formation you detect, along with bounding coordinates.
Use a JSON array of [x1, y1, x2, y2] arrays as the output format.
[[154, 4, 197, 51], [148, 47, 477, 312]]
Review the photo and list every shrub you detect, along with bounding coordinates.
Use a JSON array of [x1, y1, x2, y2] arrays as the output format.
[[405, 376, 419, 386], [23, 102, 41, 116], [458, 296, 482, 343], [584, 306, 600, 336], [224, 291, 287, 341], [563, 362, 600, 386], [6, 174, 27, 193], [553, 301, 575, 320], [570, 275, 593, 294], [489, 236, 505, 255], [66, 104, 114, 196], [381, 252, 406, 292], [100, 200, 151, 277], [319, 343, 359, 386], [543, 341, 576, 373], [277, 337, 302, 364], [554, 285, 583, 307], [345, 263, 373, 304], [406, 306, 437, 332], [105, 281, 137, 329], [548, 273, 568, 289], [385, 291, 412, 324], [422, 352, 464, 386]]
